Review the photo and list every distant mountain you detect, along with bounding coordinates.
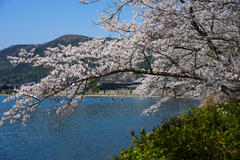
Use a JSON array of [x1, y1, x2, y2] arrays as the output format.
[[0, 34, 92, 84]]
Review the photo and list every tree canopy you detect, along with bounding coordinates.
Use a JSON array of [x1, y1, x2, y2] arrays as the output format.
[[1, 0, 240, 126]]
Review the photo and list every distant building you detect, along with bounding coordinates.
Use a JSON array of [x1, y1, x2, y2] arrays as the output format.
[[98, 79, 143, 90]]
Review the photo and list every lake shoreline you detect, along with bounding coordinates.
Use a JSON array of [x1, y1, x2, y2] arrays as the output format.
[[0, 94, 12, 96], [0, 93, 195, 99], [84, 94, 161, 98], [0, 93, 160, 98]]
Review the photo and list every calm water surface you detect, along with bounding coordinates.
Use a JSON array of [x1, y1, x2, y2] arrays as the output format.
[[0, 96, 199, 160]]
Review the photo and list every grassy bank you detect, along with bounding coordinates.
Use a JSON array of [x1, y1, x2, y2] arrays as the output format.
[[114, 100, 240, 160]]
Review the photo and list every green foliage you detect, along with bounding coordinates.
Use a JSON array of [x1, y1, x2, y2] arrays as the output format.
[[88, 78, 100, 93], [114, 100, 240, 160]]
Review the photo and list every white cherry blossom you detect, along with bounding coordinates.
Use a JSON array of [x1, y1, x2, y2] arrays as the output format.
[[1, 0, 239, 125]]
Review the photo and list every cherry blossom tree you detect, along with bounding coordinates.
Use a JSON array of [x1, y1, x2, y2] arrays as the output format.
[[1, 0, 240, 126]]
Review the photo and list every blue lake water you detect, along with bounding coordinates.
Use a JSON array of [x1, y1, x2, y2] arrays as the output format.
[[0, 96, 200, 160]]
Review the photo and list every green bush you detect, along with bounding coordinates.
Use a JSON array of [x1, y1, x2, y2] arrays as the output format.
[[114, 100, 240, 160]]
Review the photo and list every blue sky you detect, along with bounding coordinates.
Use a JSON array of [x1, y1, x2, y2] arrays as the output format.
[[0, 0, 114, 50]]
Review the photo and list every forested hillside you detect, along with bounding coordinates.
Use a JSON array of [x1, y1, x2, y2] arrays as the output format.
[[0, 35, 92, 84]]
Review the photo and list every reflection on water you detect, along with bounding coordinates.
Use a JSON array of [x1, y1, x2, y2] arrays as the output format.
[[0, 96, 200, 160]]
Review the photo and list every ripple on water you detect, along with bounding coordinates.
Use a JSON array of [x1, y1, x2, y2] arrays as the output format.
[[0, 96, 199, 160]]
